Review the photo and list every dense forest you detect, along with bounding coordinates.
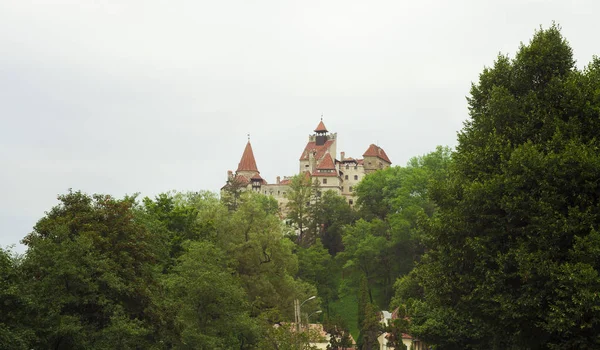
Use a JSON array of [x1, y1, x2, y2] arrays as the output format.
[[2, 25, 600, 349]]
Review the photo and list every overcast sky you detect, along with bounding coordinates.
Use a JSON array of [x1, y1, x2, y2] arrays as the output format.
[[1, 0, 599, 251]]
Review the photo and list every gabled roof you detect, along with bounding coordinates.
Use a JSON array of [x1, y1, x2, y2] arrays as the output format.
[[237, 141, 260, 173], [314, 120, 328, 133], [316, 153, 335, 170], [363, 144, 391, 164], [250, 173, 267, 184], [235, 174, 249, 185], [299, 139, 335, 161]]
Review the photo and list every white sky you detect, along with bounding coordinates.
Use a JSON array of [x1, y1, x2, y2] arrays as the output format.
[[1, 0, 599, 251]]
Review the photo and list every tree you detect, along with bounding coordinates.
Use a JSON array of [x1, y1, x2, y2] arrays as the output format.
[[0, 248, 32, 350], [312, 191, 357, 256], [20, 191, 166, 349], [324, 315, 353, 350], [297, 239, 336, 314], [285, 174, 315, 246], [217, 192, 317, 320], [402, 25, 600, 349], [359, 303, 381, 350], [162, 241, 258, 348], [344, 148, 451, 305]]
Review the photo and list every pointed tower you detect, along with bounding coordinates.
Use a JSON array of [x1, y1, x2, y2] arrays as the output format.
[[237, 141, 259, 175], [235, 139, 265, 191], [299, 118, 337, 173], [314, 119, 328, 146]]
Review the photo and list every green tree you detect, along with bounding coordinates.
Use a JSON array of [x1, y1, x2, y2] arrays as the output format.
[[0, 248, 33, 349], [297, 239, 336, 314], [324, 315, 353, 350], [218, 192, 317, 320], [356, 274, 370, 348], [343, 148, 451, 306], [162, 241, 258, 349], [20, 191, 166, 349], [360, 303, 381, 350], [403, 25, 600, 349], [313, 191, 357, 256], [285, 174, 315, 245]]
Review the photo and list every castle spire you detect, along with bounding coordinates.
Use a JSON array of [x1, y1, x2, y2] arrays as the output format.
[[314, 118, 328, 133], [237, 140, 259, 173]]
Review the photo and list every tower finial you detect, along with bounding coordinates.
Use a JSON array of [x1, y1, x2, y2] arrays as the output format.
[[247, 133, 250, 142], [321, 113, 323, 121]]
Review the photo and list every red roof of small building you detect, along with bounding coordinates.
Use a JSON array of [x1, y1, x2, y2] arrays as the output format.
[[363, 144, 391, 164], [314, 120, 328, 132], [250, 174, 267, 184], [316, 153, 335, 170], [299, 139, 335, 161], [235, 174, 249, 184], [237, 141, 260, 173]]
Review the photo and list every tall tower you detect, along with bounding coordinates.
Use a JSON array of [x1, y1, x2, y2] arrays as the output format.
[[314, 118, 328, 146], [299, 119, 337, 173]]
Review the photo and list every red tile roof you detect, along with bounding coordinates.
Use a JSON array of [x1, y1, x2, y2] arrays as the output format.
[[316, 153, 335, 170], [363, 144, 391, 164], [237, 141, 260, 172], [299, 139, 335, 161], [235, 174, 249, 184], [314, 120, 328, 132], [250, 174, 267, 184]]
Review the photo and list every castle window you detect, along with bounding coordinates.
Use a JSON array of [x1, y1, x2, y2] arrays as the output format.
[[346, 165, 349, 170], [349, 186, 353, 192], [354, 166, 358, 170], [345, 175, 348, 180], [323, 179, 327, 184], [349, 199, 354, 205], [278, 191, 280, 195], [354, 175, 358, 180]]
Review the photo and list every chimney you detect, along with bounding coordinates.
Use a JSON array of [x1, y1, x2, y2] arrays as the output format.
[[276, 176, 280, 184], [340, 151, 345, 160]]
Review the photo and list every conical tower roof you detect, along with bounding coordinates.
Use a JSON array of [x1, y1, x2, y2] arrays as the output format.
[[314, 119, 328, 133], [237, 141, 259, 173]]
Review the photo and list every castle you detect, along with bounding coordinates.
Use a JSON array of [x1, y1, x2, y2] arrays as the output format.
[[224, 119, 391, 208]]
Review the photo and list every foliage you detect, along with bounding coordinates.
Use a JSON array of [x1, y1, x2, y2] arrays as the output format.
[[402, 24, 600, 349], [285, 174, 317, 246], [0, 247, 32, 350], [359, 303, 381, 350], [20, 191, 166, 349], [313, 191, 357, 256], [297, 239, 337, 313], [340, 147, 452, 307], [324, 315, 353, 350], [257, 323, 319, 350], [162, 241, 258, 348]]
